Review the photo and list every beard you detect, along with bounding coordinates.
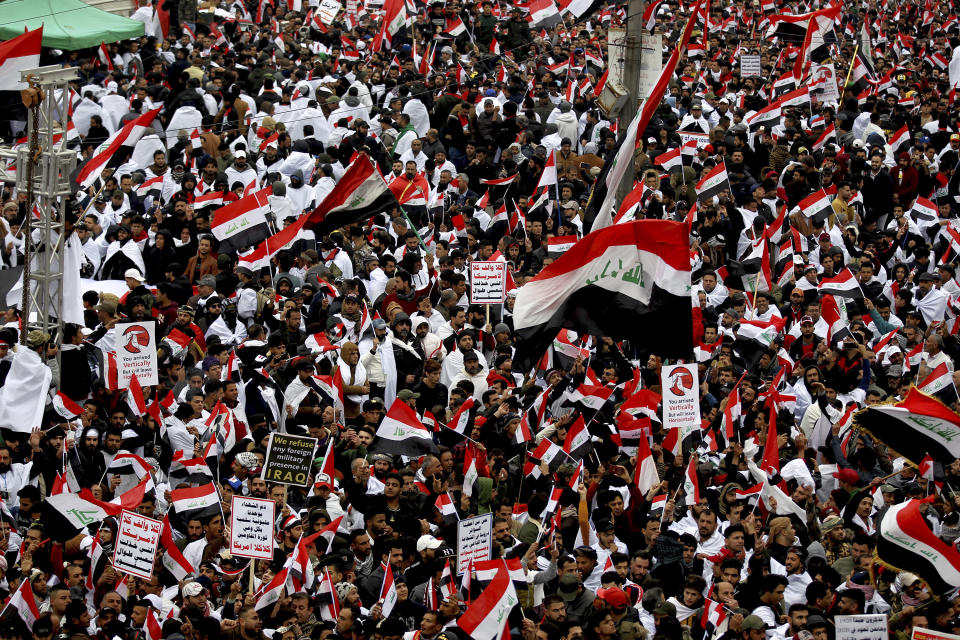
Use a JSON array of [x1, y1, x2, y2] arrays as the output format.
[[0, 463, 11, 474]]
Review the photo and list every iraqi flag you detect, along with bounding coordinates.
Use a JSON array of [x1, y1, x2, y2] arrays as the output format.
[[53, 392, 84, 420], [169, 482, 220, 514], [160, 515, 196, 581], [238, 216, 307, 271], [524, 438, 565, 478], [1, 579, 40, 629], [535, 149, 558, 196], [255, 568, 289, 611], [435, 492, 458, 518], [373, 0, 407, 51], [642, 0, 663, 31], [562, 414, 592, 460], [854, 387, 960, 464], [462, 445, 480, 497], [547, 235, 578, 257], [371, 398, 440, 457], [654, 146, 683, 173], [878, 497, 960, 592], [733, 317, 785, 368], [798, 189, 833, 223], [304, 331, 339, 354], [818, 268, 864, 299], [211, 186, 273, 253], [919, 362, 959, 405], [136, 175, 164, 199], [305, 154, 399, 233], [528, 0, 563, 29], [512, 220, 692, 372], [457, 571, 519, 640], [695, 162, 731, 202], [76, 108, 162, 188], [812, 124, 836, 152], [380, 566, 400, 617], [0, 28, 42, 90], [747, 102, 781, 133], [633, 432, 660, 495], [701, 599, 727, 636], [889, 124, 911, 153], [911, 197, 938, 224], [683, 456, 700, 505], [447, 396, 476, 435], [143, 607, 163, 640]]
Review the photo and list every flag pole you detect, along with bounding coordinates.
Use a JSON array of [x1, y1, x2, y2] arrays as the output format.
[[842, 44, 859, 91]]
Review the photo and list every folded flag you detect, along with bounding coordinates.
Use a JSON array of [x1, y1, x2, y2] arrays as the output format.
[[818, 268, 864, 299], [77, 109, 162, 188], [878, 497, 960, 593], [854, 387, 960, 464], [0, 27, 43, 90], [305, 154, 400, 234], [211, 186, 273, 253], [512, 220, 692, 372], [370, 398, 440, 457]]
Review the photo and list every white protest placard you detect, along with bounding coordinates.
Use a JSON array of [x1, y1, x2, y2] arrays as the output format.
[[810, 63, 841, 104], [318, 0, 342, 24], [740, 54, 762, 77], [914, 628, 960, 640], [115, 321, 159, 387], [661, 363, 701, 440], [470, 261, 507, 304], [639, 31, 663, 99], [230, 495, 276, 560], [457, 512, 493, 574], [835, 614, 887, 640], [678, 130, 710, 150], [113, 510, 161, 579]]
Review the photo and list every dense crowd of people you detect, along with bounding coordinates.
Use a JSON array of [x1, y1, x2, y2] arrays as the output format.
[[2, 0, 960, 639]]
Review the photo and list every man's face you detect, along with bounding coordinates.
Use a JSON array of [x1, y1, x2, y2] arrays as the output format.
[[576, 554, 596, 576], [642, 519, 660, 544], [105, 433, 122, 453], [697, 511, 717, 539], [292, 597, 311, 623], [722, 566, 740, 585], [241, 609, 262, 633], [789, 608, 808, 631], [545, 600, 566, 622], [631, 555, 650, 579], [493, 520, 511, 544], [785, 551, 802, 573], [384, 477, 401, 498]]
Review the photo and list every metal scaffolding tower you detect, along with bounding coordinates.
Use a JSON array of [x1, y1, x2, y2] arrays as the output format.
[[0, 66, 79, 344]]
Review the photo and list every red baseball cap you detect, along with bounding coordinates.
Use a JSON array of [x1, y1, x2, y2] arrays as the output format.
[[832, 468, 860, 485], [598, 587, 628, 609]]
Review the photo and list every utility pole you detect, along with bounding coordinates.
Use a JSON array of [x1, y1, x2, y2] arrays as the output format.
[[0, 65, 77, 351], [616, 0, 646, 205]]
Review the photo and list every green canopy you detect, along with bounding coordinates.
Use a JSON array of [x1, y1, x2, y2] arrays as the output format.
[[0, 0, 145, 50]]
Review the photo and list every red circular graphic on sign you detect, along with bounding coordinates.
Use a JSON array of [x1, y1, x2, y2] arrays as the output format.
[[121, 325, 150, 354], [668, 369, 694, 396]]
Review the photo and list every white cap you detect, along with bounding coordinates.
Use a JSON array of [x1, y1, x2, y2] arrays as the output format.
[[416, 535, 442, 553], [123, 268, 144, 282], [235, 149, 247, 158]]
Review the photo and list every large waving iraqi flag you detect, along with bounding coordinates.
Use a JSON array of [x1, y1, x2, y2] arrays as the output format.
[[853, 387, 960, 465], [304, 154, 399, 233], [877, 497, 960, 592], [512, 220, 692, 372]]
